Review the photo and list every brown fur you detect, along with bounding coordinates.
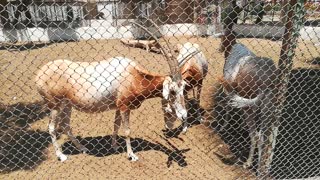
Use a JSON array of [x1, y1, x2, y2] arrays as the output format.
[[35, 60, 165, 112]]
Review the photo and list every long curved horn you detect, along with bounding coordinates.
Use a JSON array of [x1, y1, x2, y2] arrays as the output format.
[[144, 19, 173, 57], [131, 21, 181, 80], [131, 22, 171, 62]]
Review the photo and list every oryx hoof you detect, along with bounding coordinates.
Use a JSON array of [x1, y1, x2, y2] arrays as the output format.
[[128, 152, 139, 161], [242, 160, 253, 169], [182, 126, 188, 134], [80, 147, 89, 154], [58, 154, 68, 162], [112, 143, 119, 151]]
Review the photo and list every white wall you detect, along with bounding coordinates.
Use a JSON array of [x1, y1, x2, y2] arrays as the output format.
[[299, 26, 320, 45], [0, 21, 212, 42], [233, 24, 320, 45], [0, 28, 49, 42], [2, 21, 318, 43]]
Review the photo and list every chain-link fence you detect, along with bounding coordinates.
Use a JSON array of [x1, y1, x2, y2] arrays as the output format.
[[0, 0, 319, 179]]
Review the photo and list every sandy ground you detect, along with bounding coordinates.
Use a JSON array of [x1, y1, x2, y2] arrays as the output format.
[[0, 36, 318, 179]]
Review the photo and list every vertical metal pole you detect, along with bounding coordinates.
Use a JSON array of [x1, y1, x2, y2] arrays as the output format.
[[276, 0, 305, 125], [258, 0, 305, 178]]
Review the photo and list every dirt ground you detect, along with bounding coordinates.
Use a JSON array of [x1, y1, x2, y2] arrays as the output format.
[[0, 36, 318, 179]]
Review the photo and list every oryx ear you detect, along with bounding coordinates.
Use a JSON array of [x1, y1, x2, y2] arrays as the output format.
[[162, 76, 172, 100]]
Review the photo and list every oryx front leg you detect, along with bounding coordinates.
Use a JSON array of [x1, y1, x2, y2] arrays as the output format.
[[243, 107, 258, 169], [161, 99, 175, 130], [121, 110, 138, 161], [221, 103, 232, 131], [196, 82, 204, 123], [196, 80, 203, 103], [49, 109, 68, 162], [112, 109, 122, 150], [182, 95, 189, 133]]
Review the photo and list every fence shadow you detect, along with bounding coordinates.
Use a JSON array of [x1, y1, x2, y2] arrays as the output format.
[[62, 135, 190, 168], [310, 57, 320, 66], [0, 98, 198, 172], [0, 101, 51, 173], [211, 68, 320, 179], [0, 101, 50, 128], [0, 125, 51, 173], [304, 19, 320, 27]]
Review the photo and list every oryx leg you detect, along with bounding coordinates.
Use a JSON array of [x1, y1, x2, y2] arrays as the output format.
[[220, 86, 234, 131], [182, 94, 189, 133], [221, 103, 232, 131], [195, 80, 204, 123], [221, 91, 234, 131], [121, 110, 138, 161], [58, 102, 88, 154], [161, 99, 175, 130], [196, 79, 203, 102], [49, 108, 68, 162], [257, 91, 277, 176], [242, 106, 258, 168], [112, 109, 122, 150]]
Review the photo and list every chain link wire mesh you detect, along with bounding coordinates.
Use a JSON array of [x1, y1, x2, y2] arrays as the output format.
[[0, 0, 319, 179]]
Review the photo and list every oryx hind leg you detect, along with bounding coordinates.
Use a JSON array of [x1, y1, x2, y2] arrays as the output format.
[[58, 101, 88, 154], [242, 106, 258, 169], [257, 90, 277, 176], [49, 108, 68, 162]]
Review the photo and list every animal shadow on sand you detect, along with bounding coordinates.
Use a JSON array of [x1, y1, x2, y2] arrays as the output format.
[[211, 68, 320, 179], [62, 99, 204, 167], [62, 135, 190, 168], [0, 101, 51, 173], [0, 100, 190, 171]]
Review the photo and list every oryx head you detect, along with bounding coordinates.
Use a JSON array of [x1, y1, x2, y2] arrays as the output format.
[[162, 75, 188, 122], [131, 20, 188, 127]]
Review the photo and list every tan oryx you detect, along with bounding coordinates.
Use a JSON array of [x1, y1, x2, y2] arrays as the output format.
[[35, 24, 188, 162], [162, 42, 208, 132], [219, 19, 278, 169]]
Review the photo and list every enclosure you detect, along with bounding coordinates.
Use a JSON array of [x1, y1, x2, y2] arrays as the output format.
[[0, 0, 319, 179]]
